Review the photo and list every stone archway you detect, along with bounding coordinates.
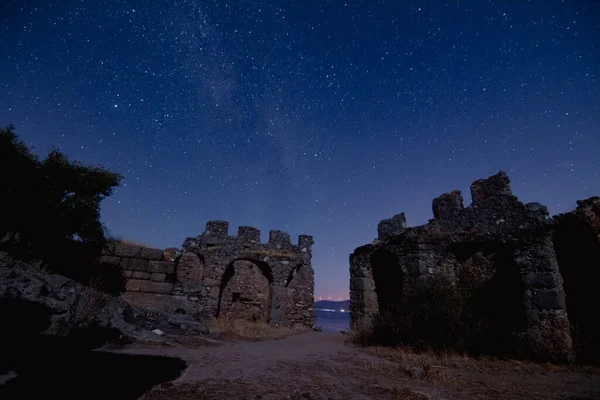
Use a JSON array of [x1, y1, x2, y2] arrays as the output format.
[[216, 259, 273, 322], [371, 249, 403, 318], [450, 240, 528, 356]]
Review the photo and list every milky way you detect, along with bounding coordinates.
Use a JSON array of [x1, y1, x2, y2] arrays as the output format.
[[1, 0, 598, 299]]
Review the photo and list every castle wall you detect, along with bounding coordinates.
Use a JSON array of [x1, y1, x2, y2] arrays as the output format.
[[349, 171, 574, 362], [101, 222, 315, 328], [553, 197, 600, 364]]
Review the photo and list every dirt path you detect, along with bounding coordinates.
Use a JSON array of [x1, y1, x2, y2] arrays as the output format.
[[114, 332, 600, 400]]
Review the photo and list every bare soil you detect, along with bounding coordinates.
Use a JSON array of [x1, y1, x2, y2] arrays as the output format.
[[111, 331, 600, 400]]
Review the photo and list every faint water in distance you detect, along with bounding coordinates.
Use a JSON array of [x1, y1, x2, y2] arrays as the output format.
[[314, 310, 350, 332]]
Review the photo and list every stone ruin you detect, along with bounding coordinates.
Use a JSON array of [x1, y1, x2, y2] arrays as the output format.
[[552, 196, 600, 364], [349, 171, 599, 362], [100, 221, 315, 328]]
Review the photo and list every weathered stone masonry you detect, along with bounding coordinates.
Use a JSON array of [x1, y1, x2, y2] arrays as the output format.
[[101, 221, 315, 327], [350, 171, 576, 361]]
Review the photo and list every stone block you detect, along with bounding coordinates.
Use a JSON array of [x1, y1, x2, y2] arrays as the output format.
[[140, 247, 164, 261], [151, 273, 166, 282], [432, 190, 464, 220], [125, 279, 142, 292], [270, 310, 286, 324], [526, 309, 540, 324], [537, 289, 566, 310], [202, 221, 229, 245], [123, 270, 133, 278], [238, 226, 261, 242], [410, 258, 429, 275], [522, 326, 573, 363], [121, 292, 202, 315], [148, 260, 175, 274], [132, 271, 151, 280], [140, 281, 173, 295], [550, 316, 571, 332], [128, 259, 149, 272], [470, 171, 512, 204], [378, 213, 407, 240], [113, 243, 142, 258], [523, 272, 559, 289], [202, 278, 220, 287], [351, 277, 374, 292], [205, 220, 229, 236], [209, 287, 220, 299], [181, 282, 202, 294], [119, 258, 130, 269], [99, 255, 121, 266], [298, 234, 314, 248], [350, 290, 378, 310], [177, 253, 203, 288]]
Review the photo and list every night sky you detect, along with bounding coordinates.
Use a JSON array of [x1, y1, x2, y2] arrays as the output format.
[[1, 1, 598, 301]]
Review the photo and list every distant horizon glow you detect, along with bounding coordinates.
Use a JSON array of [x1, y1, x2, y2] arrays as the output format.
[[316, 298, 349, 302]]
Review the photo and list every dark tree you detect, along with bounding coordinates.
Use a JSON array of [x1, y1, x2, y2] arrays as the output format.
[[0, 125, 122, 264]]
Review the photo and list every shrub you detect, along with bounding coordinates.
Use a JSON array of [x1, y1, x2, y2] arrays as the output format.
[[365, 277, 466, 352], [355, 274, 525, 358], [0, 125, 122, 286]]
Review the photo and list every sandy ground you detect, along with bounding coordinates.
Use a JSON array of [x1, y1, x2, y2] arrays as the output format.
[[110, 331, 600, 400]]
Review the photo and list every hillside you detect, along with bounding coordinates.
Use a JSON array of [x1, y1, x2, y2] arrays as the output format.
[[314, 300, 350, 311]]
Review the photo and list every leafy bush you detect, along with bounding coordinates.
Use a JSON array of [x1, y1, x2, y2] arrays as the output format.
[[0, 125, 123, 286]]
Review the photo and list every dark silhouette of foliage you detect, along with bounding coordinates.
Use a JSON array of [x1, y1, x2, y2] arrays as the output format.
[[0, 125, 122, 272]]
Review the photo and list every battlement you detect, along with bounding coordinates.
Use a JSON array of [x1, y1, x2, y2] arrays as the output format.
[[199, 220, 311, 249], [350, 170, 582, 362], [470, 170, 512, 204], [238, 226, 260, 242], [432, 190, 464, 220], [374, 171, 544, 241], [298, 234, 314, 250], [378, 213, 407, 240]]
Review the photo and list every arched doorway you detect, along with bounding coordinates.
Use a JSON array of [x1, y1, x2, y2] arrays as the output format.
[[216, 258, 273, 322], [371, 249, 403, 318], [450, 240, 527, 356]]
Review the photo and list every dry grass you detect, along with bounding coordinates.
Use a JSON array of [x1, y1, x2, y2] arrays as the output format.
[[108, 236, 152, 248], [59, 281, 108, 335], [211, 317, 305, 341], [357, 344, 600, 377], [349, 320, 600, 378], [347, 322, 373, 345]]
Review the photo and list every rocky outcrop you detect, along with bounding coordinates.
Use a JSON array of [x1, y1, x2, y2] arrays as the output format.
[[101, 222, 315, 328], [0, 254, 211, 345], [349, 171, 576, 362]]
